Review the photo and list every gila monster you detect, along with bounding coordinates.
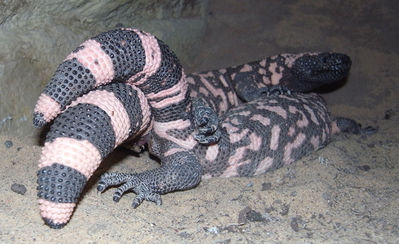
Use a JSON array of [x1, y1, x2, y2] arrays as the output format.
[[34, 28, 371, 229]]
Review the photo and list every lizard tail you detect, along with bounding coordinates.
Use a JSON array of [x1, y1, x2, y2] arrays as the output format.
[[33, 28, 160, 128], [37, 83, 151, 229], [35, 28, 189, 228]]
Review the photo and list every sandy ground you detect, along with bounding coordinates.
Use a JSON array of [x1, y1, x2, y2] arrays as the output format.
[[1, 1, 398, 243]]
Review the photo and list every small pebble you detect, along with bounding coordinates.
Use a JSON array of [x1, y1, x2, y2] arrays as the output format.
[[205, 226, 219, 234], [280, 204, 290, 216], [357, 165, 371, 171], [239, 206, 267, 223], [290, 217, 301, 232], [319, 156, 329, 165], [384, 109, 394, 120], [246, 209, 266, 222], [177, 231, 191, 239], [322, 192, 331, 201], [4, 140, 13, 148], [238, 206, 251, 224], [11, 183, 27, 195], [261, 182, 272, 191]]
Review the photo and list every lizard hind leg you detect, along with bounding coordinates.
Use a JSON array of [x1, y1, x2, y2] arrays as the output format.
[[331, 117, 377, 135]]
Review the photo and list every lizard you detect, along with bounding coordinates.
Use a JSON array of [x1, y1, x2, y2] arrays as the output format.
[[34, 28, 373, 228]]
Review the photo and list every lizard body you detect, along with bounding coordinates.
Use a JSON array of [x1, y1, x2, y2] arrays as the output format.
[[34, 29, 368, 228]]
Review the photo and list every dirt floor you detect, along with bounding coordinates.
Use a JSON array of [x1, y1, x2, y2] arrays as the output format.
[[1, 0, 398, 243]]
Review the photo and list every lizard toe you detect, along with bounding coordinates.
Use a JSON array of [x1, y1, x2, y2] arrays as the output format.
[[258, 85, 293, 97], [97, 172, 131, 193], [132, 192, 162, 208]]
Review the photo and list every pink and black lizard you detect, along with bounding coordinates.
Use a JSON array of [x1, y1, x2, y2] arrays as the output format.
[[33, 29, 373, 228]]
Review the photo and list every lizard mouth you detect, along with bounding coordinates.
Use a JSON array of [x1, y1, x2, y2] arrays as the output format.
[[292, 52, 352, 85]]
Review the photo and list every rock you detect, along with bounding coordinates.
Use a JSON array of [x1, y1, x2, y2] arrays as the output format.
[[4, 140, 13, 148], [10, 183, 27, 195]]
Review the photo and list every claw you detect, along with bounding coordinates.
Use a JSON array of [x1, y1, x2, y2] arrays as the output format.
[[198, 124, 217, 135], [113, 193, 122, 202], [360, 126, 378, 135], [194, 130, 221, 145], [132, 196, 144, 208], [259, 85, 292, 97], [196, 113, 211, 126], [97, 172, 164, 208], [97, 183, 106, 193], [132, 192, 162, 208]]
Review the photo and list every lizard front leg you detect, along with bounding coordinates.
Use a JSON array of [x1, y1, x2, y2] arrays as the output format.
[[97, 151, 202, 208], [232, 72, 293, 102]]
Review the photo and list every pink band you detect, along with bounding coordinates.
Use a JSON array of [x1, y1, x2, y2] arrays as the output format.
[[125, 29, 162, 85], [39, 137, 101, 178], [38, 199, 75, 225], [34, 93, 62, 123], [66, 39, 114, 86]]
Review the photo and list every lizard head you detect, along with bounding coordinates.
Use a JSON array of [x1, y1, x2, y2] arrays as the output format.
[[290, 52, 352, 91]]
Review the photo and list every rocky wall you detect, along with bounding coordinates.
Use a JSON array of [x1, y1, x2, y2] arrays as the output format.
[[0, 0, 208, 138]]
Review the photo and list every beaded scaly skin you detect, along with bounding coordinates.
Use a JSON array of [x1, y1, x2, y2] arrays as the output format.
[[34, 28, 372, 228]]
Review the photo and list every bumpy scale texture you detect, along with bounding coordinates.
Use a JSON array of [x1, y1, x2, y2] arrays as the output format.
[[197, 93, 332, 178], [186, 52, 351, 116], [37, 81, 151, 228], [34, 28, 362, 228], [33, 29, 146, 127]]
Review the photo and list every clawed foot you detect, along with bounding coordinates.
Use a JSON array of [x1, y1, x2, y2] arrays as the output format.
[[97, 172, 162, 208], [334, 117, 378, 136], [234, 77, 293, 102], [192, 99, 221, 145]]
